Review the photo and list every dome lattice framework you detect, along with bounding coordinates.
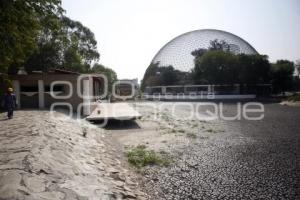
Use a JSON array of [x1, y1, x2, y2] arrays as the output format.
[[151, 29, 258, 72]]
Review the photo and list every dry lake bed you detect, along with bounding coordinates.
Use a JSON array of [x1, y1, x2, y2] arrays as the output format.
[[0, 101, 299, 199]]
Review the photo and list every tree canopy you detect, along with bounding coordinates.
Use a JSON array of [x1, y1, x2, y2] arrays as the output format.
[[22, 16, 100, 73], [90, 63, 117, 93], [141, 62, 183, 90], [0, 0, 63, 73], [142, 39, 295, 94], [191, 40, 272, 86], [270, 60, 295, 93], [193, 50, 239, 84], [1, 0, 100, 74]]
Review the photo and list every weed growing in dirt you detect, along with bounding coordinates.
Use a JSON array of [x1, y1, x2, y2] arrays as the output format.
[[81, 126, 88, 137], [186, 132, 197, 139], [206, 128, 217, 133], [286, 94, 300, 102], [126, 145, 170, 169], [178, 129, 185, 133]]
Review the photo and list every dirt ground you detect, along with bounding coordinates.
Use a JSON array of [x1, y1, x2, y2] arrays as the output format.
[[1, 101, 299, 200], [0, 110, 147, 200], [105, 101, 300, 200]]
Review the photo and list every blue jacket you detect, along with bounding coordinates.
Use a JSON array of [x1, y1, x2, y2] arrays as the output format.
[[3, 93, 16, 109]]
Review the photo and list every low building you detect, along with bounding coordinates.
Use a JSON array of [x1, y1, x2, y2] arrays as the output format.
[[114, 78, 139, 100], [10, 69, 105, 115], [144, 84, 272, 100]]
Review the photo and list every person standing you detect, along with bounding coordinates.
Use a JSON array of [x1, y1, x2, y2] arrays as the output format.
[[3, 87, 17, 119]]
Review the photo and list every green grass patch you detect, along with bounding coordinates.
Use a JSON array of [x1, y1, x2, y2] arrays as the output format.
[[170, 128, 176, 133], [199, 136, 209, 139], [206, 128, 217, 133], [286, 94, 300, 102], [186, 132, 197, 139], [191, 124, 198, 128], [81, 126, 88, 137], [177, 129, 185, 133], [126, 145, 170, 169]]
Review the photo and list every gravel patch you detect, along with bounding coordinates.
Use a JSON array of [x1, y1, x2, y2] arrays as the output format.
[[124, 102, 300, 200]]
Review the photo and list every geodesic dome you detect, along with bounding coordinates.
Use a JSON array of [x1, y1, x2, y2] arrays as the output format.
[[151, 29, 258, 72]]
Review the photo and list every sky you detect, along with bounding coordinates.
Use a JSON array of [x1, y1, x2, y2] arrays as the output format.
[[62, 0, 300, 81]]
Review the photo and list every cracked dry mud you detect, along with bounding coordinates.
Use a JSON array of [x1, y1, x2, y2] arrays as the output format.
[[1, 102, 300, 200], [111, 102, 300, 200], [144, 103, 300, 200], [0, 110, 147, 200]]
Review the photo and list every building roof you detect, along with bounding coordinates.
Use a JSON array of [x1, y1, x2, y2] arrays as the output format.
[[48, 69, 81, 75]]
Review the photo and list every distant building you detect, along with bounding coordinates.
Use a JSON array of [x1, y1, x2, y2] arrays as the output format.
[[114, 78, 139, 100], [144, 84, 272, 100]]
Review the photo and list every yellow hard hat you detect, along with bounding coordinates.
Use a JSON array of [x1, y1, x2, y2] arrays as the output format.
[[8, 87, 13, 92]]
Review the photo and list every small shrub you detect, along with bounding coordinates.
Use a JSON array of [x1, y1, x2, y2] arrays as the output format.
[[206, 128, 216, 133], [199, 136, 209, 139], [191, 124, 198, 128], [178, 129, 185, 133], [186, 132, 197, 139], [286, 94, 300, 102], [82, 127, 88, 137], [126, 145, 169, 168]]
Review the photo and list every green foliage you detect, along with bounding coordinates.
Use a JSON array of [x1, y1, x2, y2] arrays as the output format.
[[24, 41, 63, 73], [141, 62, 160, 90], [23, 16, 100, 73], [194, 50, 239, 84], [191, 48, 208, 58], [0, 74, 12, 98], [0, 1, 100, 74], [141, 62, 185, 90], [63, 47, 83, 72], [238, 54, 271, 84], [297, 60, 300, 74], [186, 132, 197, 139], [191, 39, 231, 58], [126, 145, 169, 169], [160, 66, 179, 85], [209, 39, 231, 51], [271, 60, 294, 93], [192, 41, 271, 85], [60, 16, 100, 65], [286, 94, 300, 102], [0, 0, 63, 73], [90, 63, 117, 92], [206, 128, 217, 133]]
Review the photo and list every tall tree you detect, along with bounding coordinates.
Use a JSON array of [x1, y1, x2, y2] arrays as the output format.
[[193, 50, 239, 84], [191, 48, 207, 58], [209, 39, 231, 51], [238, 54, 271, 84], [60, 16, 99, 68], [141, 62, 160, 90], [23, 16, 100, 73], [141, 62, 181, 90], [90, 63, 117, 92], [296, 59, 300, 76], [271, 60, 294, 94], [0, 0, 63, 73]]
